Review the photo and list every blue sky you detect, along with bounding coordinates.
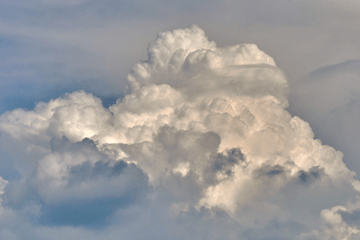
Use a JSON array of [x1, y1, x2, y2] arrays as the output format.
[[1, 1, 360, 239]]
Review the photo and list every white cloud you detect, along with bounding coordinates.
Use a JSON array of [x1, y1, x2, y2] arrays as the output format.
[[0, 25, 360, 239]]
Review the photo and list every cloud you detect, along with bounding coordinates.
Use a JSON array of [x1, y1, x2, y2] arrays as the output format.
[[289, 59, 360, 177], [0, 25, 360, 239], [2, 0, 360, 121], [2, 137, 150, 228]]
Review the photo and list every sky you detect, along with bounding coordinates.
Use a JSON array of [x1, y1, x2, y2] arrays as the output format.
[[1, 0, 360, 239]]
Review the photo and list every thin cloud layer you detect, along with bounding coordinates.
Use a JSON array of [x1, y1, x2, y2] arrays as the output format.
[[0, 25, 360, 239]]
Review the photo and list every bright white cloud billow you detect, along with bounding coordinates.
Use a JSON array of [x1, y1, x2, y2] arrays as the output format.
[[1, 25, 360, 240]]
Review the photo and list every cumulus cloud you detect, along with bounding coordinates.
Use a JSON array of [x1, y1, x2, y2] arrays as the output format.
[[0, 25, 359, 239], [289, 59, 360, 176]]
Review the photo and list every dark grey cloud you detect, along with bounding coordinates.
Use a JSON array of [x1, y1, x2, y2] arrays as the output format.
[[297, 166, 322, 184]]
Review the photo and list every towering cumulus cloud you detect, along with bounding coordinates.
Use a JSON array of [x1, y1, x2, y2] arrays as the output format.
[[0, 25, 360, 239]]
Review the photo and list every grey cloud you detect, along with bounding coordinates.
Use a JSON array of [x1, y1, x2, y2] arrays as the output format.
[[117, 126, 224, 204], [3, 137, 150, 228], [67, 160, 127, 184], [339, 209, 360, 228], [243, 218, 307, 240], [210, 148, 245, 177], [254, 164, 285, 178], [174, 207, 244, 240], [297, 167, 322, 184], [50, 136, 96, 153]]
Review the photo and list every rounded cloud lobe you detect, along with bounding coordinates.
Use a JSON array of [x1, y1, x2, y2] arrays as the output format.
[[0, 25, 359, 239]]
